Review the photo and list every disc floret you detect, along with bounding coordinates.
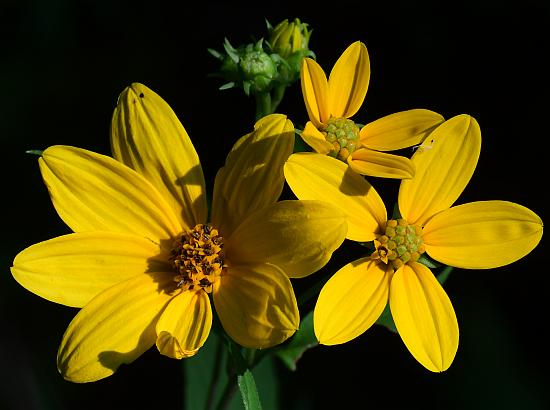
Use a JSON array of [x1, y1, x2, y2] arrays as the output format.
[[371, 219, 425, 270], [322, 117, 361, 161], [170, 224, 226, 293]]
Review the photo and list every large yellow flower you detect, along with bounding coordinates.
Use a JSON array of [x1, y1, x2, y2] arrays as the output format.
[[300, 40, 444, 178], [11, 84, 347, 383], [284, 114, 543, 372]]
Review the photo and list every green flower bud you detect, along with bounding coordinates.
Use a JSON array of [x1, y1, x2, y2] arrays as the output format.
[[208, 38, 279, 95], [239, 42, 277, 93]]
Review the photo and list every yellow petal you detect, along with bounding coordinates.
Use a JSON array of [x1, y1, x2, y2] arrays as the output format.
[[57, 272, 174, 382], [213, 263, 299, 348], [300, 121, 333, 154], [328, 41, 370, 119], [360, 109, 445, 151], [211, 114, 294, 237], [423, 200, 543, 269], [156, 289, 212, 359], [349, 148, 415, 179], [40, 145, 181, 239], [314, 258, 390, 345], [11, 232, 168, 308], [111, 83, 207, 229], [284, 153, 387, 242], [398, 114, 481, 226], [390, 262, 459, 372], [301, 57, 330, 127], [226, 200, 347, 279]]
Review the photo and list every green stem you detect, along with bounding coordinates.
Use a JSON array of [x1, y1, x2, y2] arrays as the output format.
[[255, 92, 272, 120], [206, 337, 224, 410], [244, 348, 257, 367], [215, 376, 238, 410], [269, 85, 286, 113]]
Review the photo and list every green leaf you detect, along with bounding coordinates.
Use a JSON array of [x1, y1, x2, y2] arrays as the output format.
[[274, 311, 318, 371], [237, 370, 262, 410]]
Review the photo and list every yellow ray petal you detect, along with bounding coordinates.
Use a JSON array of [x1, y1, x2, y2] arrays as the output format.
[[213, 263, 299, 348], [360, 109, 444, 151], [300, 121, 333, 154], [156, 289, 212, 359], [226, 200, 347, 279], [11, 231, 169, 308], [284, 153, 387, 242], [349, 148, 415, 179], [40, 146, 181, 240], [111, 83, 207, 229], [390, 262, 459, 372], [328, 41, 370, 119], [211, 114, 294, 237], [423, 201, 543, 269], [301, 57, 330, 127], [399, 114, 481, 226], [314, 258, 390, 345], [57, 272, 174, 382]]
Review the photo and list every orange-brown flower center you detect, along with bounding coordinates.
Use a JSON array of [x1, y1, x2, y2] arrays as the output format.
[[170, 224, 226, 293], [371, 219, 425, 270]]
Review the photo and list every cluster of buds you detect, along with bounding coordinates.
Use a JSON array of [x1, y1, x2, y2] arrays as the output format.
[[208, 18, 313, 104]]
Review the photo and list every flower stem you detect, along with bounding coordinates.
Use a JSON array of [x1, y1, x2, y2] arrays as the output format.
[[269, 85, 286, 113], [255, 92, 272, 120], [215, 373, 237, 410], [206, 337, 224, 410]]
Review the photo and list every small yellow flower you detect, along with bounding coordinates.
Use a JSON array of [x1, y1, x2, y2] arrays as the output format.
[[11, 84, 347, 382], [269, 18, 311, 59], [284, 114, 543, 372], [300, 41, 444, 178]]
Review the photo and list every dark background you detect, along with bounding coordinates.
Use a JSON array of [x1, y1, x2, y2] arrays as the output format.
[[1, 0, 548, 409]]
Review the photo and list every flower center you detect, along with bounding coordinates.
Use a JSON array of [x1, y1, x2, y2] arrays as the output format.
[[322, 117, 361, 161], [371, 219, 425, 270], [170, 224, 226, 293]]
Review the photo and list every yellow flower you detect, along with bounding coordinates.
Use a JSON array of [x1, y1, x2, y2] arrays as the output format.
[[269, 18, 311, 59], [300, 41, 444, 178], [284, 114, 543, 372], [11, 84, 347, 383]]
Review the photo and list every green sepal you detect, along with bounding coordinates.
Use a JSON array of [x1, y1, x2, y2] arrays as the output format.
[[273, 310, 318, 371], [417, 253, 442, 269], [219, 82, 236, 90], [223, 38, 240, 64], [207, 48, 224, 60], [376, 303, 398, 333], [26, 149, 44, 156]]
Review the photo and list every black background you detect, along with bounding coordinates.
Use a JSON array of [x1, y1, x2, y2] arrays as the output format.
[[1, 0, 548, 409]]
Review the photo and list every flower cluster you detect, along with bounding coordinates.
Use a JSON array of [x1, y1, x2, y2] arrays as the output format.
[[10, 18, 543, 396]]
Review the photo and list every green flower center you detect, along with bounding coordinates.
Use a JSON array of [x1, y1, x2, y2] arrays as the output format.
[[371, 219, 425, 270], [170, 224, 226, 293], [322, 117, 361, 161]]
